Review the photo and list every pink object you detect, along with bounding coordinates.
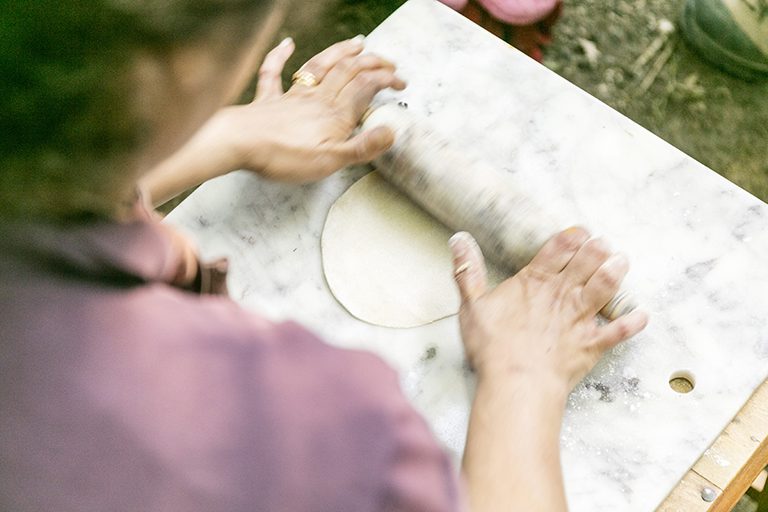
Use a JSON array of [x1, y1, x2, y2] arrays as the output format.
[[439, 0, 469, 9], [439, 0, 558, 25], [479, 0, 558, 24]]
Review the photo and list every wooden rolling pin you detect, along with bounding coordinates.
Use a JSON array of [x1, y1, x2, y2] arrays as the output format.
[[362, 103, 636, 320]]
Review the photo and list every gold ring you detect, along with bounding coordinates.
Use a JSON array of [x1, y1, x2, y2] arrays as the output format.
[[360, 106, 375, 123], [291, 69, 319, 87]]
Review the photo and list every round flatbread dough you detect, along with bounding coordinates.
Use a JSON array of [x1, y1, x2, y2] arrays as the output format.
[[322, 172, 457, 328], [322, 171, 504, 328]]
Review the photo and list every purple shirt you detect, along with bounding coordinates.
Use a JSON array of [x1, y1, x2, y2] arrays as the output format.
[[0, 217, 461, 511]]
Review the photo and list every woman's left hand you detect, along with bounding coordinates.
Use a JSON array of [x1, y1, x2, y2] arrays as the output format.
[[142, 37, 405, 206], [220, 36, 406, 182]]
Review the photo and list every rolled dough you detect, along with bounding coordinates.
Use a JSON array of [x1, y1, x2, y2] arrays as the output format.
[[321, 171, 503, 328]]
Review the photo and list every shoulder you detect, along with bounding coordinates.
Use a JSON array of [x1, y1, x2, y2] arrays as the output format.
[[111, 286, 463, 511]]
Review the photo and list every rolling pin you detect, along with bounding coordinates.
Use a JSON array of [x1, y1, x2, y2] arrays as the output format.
[[362, 103, 637, 320]]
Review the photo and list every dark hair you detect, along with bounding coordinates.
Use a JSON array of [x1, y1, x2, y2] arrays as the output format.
[[0, 0, 271, 220]]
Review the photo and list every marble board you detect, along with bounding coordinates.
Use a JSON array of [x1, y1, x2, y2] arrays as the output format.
[[166, 0, 768, 509]]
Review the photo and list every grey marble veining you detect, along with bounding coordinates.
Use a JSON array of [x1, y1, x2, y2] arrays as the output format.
[[167, 1, 768, 509]]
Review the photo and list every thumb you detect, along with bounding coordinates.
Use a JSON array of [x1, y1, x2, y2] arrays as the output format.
[[330, 125, 395, 167], [449, 231, 488, 304]]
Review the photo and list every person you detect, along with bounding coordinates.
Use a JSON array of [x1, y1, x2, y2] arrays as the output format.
[[439, 0, 563, 61], [0, 1, 649, 511]]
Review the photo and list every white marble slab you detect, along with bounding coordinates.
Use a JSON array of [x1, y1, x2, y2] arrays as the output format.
[[166, 1, 768, 509]]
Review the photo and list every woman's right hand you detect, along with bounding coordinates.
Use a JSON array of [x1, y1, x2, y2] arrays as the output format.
[[142, 36, 405, 206], [221, 35, 405, 182], [449, 228, 648, 394]]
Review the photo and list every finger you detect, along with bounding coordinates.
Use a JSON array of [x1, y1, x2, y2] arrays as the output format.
[[581, 253, 629, 314], [449, 231, 488, 304], [592, 309, 649, 351], [319, 54, 396, 96], [560, 237, 611, 285], [527, 227, 590, 274], [255, 37, 295, 101], [319, 126, 395, 172], [336, 69, 407, 121], [292, 35, 365, 88]]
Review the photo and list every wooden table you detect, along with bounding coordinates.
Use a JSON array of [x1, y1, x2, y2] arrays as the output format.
[[660, 379, 768, 511]]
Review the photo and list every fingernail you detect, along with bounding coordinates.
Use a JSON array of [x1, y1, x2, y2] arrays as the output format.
[[351, 34, 366, 45], [615, 252, 629, 265], [592, 237, 612, 252], [604, 252, 628, 270], [448, 232, 467, 250], [279, 37, 293, 47], [372, 126, 395, 148], [449, 232, 474, 256], [627, 309, 650, 330]]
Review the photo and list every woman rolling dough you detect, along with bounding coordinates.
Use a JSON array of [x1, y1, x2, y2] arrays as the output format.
[[0, 1, 648, 511]]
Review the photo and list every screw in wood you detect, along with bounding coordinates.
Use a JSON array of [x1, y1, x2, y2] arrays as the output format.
[[700, 487, 717, 502]]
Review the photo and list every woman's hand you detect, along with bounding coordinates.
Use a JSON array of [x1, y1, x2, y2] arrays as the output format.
[[449, 227, 648, 393], [222, 36, 406, 181], [142, 37, 405, 206], [456, 228, 648, 512]]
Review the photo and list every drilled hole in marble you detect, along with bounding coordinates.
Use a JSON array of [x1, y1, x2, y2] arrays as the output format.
[[669, 371, 696, 394]]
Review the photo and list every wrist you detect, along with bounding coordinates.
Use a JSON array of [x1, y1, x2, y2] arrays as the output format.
[[196, 107, 250, 176], [474, 366, 570, 408], [141, 109, 244, 206], [213, 104, 278, 177]]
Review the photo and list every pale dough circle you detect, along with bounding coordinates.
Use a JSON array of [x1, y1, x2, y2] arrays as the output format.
[[322, 172, 505, 328], [321, 171, 460, 328]]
